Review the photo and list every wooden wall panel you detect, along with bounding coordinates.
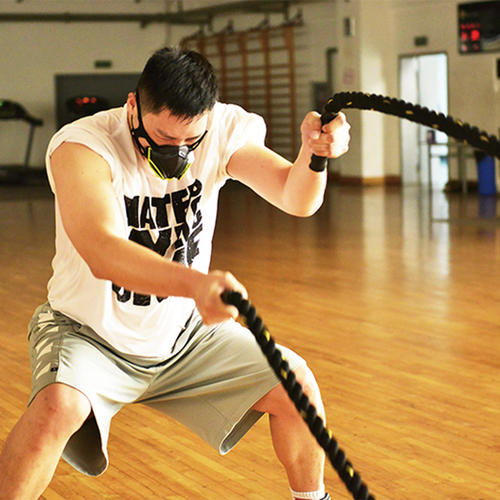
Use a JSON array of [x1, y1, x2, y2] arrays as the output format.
[[181, 21, 303, 161]]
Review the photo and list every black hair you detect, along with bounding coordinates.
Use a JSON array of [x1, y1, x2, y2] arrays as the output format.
[[137, 46, 218, 118]]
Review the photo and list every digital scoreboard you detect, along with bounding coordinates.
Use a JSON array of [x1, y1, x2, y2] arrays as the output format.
[[458, 1, 500, 54]]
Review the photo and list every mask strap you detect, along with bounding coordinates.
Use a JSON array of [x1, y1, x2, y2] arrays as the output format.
[[128, 113, 148, 158], [134, 90, 160, 148]]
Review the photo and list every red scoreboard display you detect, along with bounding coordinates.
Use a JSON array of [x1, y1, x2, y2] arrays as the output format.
[[458, 1, 500, 54]]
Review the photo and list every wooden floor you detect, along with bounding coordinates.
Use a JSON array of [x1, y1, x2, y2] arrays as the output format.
[[0, 180, 499, 499]]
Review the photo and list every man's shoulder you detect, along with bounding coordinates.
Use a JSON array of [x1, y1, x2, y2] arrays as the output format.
[[210, 101, 256, 119], [208, 102, 265, 135], [58, 107, 124, 136], [47, 106, 129, 171], [48, 107, 126, 154]]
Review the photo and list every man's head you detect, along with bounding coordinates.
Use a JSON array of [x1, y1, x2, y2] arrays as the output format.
[[136, 46, 218, 119], [127, 47, 217, 180]]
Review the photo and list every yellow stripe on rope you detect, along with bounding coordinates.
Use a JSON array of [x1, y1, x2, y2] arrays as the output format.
[[280, 353, 288, 379], [346, 465, 354, 478]]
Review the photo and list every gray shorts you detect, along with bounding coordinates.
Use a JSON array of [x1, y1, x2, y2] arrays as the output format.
[[28, 303, 305, 477]]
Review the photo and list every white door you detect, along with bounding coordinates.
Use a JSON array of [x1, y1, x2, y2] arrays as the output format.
[[399, 53, 448, 189]]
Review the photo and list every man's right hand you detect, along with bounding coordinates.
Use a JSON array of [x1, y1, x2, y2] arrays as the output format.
[[193, 270, 247, 325]]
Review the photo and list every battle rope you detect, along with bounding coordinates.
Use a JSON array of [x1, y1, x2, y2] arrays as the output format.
[[310, 91, 500, 172], [222, 94, 500, 499], [221, 291, 375, 500]]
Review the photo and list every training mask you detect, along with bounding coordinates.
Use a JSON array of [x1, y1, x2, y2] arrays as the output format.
[[130, 91, 207, 180]]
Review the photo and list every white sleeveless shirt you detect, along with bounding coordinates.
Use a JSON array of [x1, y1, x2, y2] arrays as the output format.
[[45, 103, 265, 357]]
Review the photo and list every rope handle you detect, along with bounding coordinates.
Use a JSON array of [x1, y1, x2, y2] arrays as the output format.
[[309, 111, 339, 172], [309, 91, 500, 173], [221, 290, 375, 500]]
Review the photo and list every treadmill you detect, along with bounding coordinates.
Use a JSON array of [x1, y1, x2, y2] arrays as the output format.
[[0, 99, 43, 181]]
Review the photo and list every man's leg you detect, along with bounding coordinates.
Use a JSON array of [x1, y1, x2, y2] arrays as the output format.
[[0, 383, 91, 500], [252, 364, 326, 494]]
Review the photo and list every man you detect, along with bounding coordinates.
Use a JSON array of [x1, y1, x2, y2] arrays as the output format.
[[0, 47, 350, 499]]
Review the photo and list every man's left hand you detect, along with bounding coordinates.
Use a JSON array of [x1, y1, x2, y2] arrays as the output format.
[[301, 111, 351, 159]]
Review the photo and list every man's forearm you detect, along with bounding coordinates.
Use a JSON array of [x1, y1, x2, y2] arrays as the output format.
[[282, 144, 328, 217], [89, 233, 205, 299]]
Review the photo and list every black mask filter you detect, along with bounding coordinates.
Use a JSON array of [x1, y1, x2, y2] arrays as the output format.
[[130, 91, 207, 180]]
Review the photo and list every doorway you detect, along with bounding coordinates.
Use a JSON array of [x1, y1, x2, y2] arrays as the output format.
[[399, 53, 448, 190]]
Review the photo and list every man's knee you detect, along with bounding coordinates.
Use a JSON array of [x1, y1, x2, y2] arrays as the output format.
[[29, 383, 91, 439], [295, 364, 322, 404], [254, 364, 324, 418]]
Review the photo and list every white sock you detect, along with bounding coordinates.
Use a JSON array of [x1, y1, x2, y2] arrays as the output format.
[[290, 487, 326, 499]]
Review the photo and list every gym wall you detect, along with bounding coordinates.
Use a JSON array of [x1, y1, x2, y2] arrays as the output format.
[[0, 0, 498, 184]]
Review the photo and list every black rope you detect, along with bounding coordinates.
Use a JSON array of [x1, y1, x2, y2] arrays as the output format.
[[324, 91, 500, 159], [310, 91, 500, 172], [221, 291, 375, 500], [221, 93, 500, 498]]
